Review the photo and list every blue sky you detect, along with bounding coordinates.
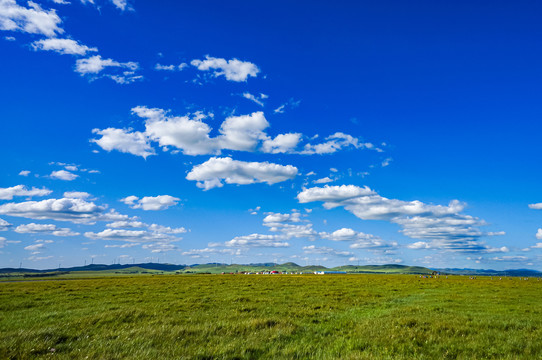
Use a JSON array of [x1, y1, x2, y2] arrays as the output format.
[[1, 0, 542, 270]]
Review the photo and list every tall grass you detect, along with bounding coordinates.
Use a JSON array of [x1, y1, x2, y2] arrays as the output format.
[[1, 274, 541, 359]]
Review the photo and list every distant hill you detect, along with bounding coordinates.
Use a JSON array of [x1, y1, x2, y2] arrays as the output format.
[[436, 268, 542, 277], [1, 263, 540, 277]]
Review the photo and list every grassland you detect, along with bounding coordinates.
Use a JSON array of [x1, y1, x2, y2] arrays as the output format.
[[1, 274, 541, 359]]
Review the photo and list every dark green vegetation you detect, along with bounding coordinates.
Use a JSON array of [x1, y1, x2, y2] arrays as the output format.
[[1, 274, 542, 359], [0, 262, 436, 278]]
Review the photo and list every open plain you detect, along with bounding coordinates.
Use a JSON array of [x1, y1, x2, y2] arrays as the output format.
[[1, 274, 541, 359]]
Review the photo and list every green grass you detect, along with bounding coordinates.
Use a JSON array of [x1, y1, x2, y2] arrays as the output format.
[[1, 274, 541, 359]]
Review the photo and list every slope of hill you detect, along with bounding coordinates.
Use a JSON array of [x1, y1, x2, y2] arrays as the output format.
[[1, 263, 539, 277]]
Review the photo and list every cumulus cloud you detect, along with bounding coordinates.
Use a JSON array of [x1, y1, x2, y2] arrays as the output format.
[[15, 223, 79, 236], [537, 229, 542, 240], [75, 55, 138, 75], [408, 241, 431, 250], [297, 185, 375, 204], [24, 242, 46, 252], [64, 191, 91, 199], [32, 38, 97, 55], [225, 234, 289, 248], [137, 107, 218, 156], [0, 197, 129, 224], [303, 245, 353, 257], [106, 220, 146, 228], [182, 247, 241, 258], [0, 217, 12, 231], [0, 185, 52, 200], [298, 185, 503, 253], [93, 106, 369, 158], [147, 223, 186, 234], [18, 170, 30, 176], [120, 195, 180, 211], [84, 228, 174, 242], [262, 212, 317, 239], [191, 56, 259, 82], [313, 177, 334, 184], [50, 170, 78, 181], [301, 132, 373, 155], [91, 127, 155, 158], [0, 0, 63, 37], [186, 157, 298, 190], [319, 227, 395, 251], [529, 203, 542, 210], [261, 133, 302, 154], [218, 112, 269, 151]]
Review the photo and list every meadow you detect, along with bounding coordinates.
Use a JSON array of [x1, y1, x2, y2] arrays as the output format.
[[1, 274, 541, 359]]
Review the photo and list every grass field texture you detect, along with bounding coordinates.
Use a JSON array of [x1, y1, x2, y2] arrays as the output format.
[[1, 274, 541, 359]]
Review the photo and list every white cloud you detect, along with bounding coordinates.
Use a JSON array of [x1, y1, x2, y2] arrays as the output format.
[[0, 197, 129, 224], [242, 92, 266, 107], [273, 98, 300, 114], [320, 227, 396, 251], [301, 132, 372, 155], [303, 245, 353, 257], [135, 106, 218, 156], [84, 228, 171, 242], [142, 242, 177, 253], [262, 212, 318, 240], [75, 55, 138, 75], [147, 224, 187, 234], [154, 63, 187, 71], [186, 157, 298, 190], [261, 133, 302, 154], [64, 191, 91, 199], [15, 223, 79, 236], [298, 185, 502, 253], [94, 106, 368, 158], [105, 243, 138, 248], [529, 203, 542, 210], [313, 177, 334, 184], [154, 63, 175, 71], [50, 170, 78, 181], [120, 195, 180, 211], [191, 56, 259, 82], [27, 255, 53, 261], [108, 72, 143, 84], [537, 229, 542, 240], [0, 185, 51, 200], [18, 170, 30, 176], [0, 218, 12, 231], [297, 185, 375, 204], [407, 241, 432, 249], [4, 35, 15, 40], [182, 247, 241, 258], [91, 127, 155, 158], [0, 0, 63, 37], [32, 38, 97, 55], [110, 0, 129, 11], [24, 242, 46, 252], [106, 220, 146, 228], [490, 256, 529, 262], [218, 112, 269, 152], [225, 234, 289, 248], [382, 158, 392, 167]]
